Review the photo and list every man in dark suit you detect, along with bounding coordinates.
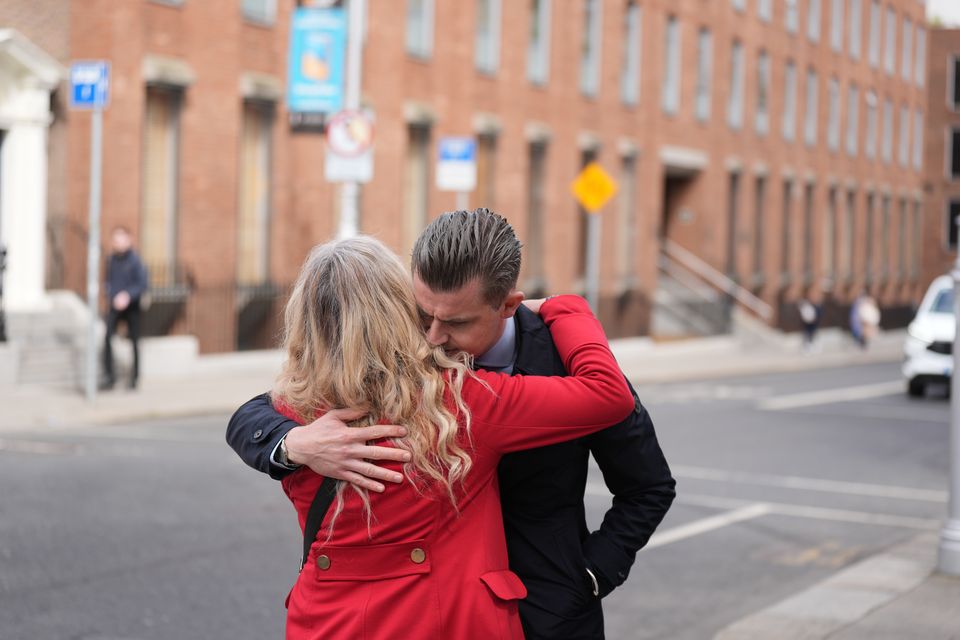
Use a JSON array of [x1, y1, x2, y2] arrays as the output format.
[[227, 209, 675, 639], [102, 226, 148, 390]]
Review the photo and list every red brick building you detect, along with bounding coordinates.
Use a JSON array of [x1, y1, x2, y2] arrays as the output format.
[[922, 27, 960, 285], [1, 0, 932, 351]]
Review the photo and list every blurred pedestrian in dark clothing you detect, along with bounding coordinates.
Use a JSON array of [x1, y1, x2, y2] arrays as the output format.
[[799, 296, 822, 351], [102, 226, 148, 390]]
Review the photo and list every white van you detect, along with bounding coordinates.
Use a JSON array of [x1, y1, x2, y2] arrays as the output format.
[[903, 275, 955, 397]]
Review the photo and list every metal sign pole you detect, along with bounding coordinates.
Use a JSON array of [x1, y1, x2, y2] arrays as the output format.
[[84, 108, 103, 402], [456, 191, 469, 211], [939, 253, 960, 575], [337, 0, 365, 239], [584, 214, 602, 313]]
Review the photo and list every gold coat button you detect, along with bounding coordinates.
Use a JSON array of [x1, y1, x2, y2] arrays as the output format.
[[410, 548, 426, 564], [316, 554, 331, 570]]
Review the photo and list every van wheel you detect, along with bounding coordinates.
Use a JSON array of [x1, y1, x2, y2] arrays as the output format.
[[907, 378, 925, 398]]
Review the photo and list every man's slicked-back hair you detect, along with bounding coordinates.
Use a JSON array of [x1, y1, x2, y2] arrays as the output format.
[[412, 208, 522, 307]]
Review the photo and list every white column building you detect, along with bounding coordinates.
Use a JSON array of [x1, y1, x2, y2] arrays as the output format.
[[0, 30, 65, 311]]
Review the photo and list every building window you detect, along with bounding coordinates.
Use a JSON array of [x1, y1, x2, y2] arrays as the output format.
[[881, 97, 893, 163], [403, 124, 431, 256], [728, 41, 745, 130], [880, 196, 890, 281], [804, 69, 818, 147], [527, 0, 552, 85], [781, 180, 793, 283], [758, 0, 772, 22], [756, 50, 770, 135], [803, 182, 814, 282], [846, 84, 859, 157], [141, 86, 182, 280], [897, 104, 909, 167], [577, 148, 599, 281], [823, 187, 836, 281], [696, 28, 713, 122], [951, 56, 960, 110], [473, 133, 497, 210], [406, 0, 434, 59], [732, 0, 746, 12], [827, 78, 841, 152], [242, 0, 276, 24], [621, 0, 642, 106], [865, 91, 878, 158], [949, 200, 960, 250], [914, 26, 926, 88], [475, 0, 501, 74], [830, 0, 844, 53], [786, 0, 799, 33], [843, 190, 855, 281], [783, 61, 797, 141], [865, 193, 875, 281], [900, 17, 912, 81], [848, 0, 862, 60], [911, 201, 921, 279], [662, 16, 681, 114], [618, 154, 638, 283], [726, 172, 741, 278], [753, 175, 766, 283], [913, 110, 923, 171], [237, 101, 273, 285], [897, 198, 907, 280], [808, 0, 821, 43], [868, 0, 881, 68], [883, 6, 896, 75], [525, 141, 548, 290], [580, 0, 602, 97], [950, 128, 960, 179]]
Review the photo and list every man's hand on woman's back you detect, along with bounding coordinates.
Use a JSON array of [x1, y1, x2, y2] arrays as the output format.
[[285, 408, 411, 493]]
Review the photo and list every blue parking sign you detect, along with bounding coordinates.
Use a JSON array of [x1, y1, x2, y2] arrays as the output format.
[[70, 61, 110, 109]]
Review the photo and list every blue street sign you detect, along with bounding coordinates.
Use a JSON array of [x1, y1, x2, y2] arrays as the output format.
[[438, 137, 477, 163], [70, 61, 110, 109], [287, 7, 347, 114], [436, 137, 478, 192]]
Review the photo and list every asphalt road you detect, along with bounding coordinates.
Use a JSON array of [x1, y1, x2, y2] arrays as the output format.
[[0, 361, 950, 639]]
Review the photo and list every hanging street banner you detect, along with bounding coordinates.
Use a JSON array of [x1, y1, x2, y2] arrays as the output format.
[[286, 7, 347, 114]]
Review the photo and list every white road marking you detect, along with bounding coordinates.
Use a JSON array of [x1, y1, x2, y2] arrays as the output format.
[[0, 438, 153, 457], [779, 404, 948, 424], [674, 493, 941, 531], [669, 465, 948, 503], [757, 380, 904, 410], [583, 486, 942, 550], [645, 503, 772, 549]]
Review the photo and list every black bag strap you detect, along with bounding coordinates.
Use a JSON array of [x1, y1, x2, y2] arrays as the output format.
[[300, 476, 338, 571]]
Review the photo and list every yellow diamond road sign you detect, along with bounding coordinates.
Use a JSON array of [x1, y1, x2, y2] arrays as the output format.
[[571, 162, 618, 213]]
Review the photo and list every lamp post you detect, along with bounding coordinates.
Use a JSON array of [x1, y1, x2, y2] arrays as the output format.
[[939, 253, 960, 575], [336, 0, 365, 239]]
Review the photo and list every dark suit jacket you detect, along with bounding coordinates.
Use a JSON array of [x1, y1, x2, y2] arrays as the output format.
[[226, 306, 675, 640]]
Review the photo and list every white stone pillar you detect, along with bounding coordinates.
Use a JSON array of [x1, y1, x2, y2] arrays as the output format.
[[0, 87, 52, 311]]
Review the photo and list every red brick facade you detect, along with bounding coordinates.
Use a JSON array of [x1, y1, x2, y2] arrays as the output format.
[[923, 28, 960, 287], [7, 0, 933, 350]]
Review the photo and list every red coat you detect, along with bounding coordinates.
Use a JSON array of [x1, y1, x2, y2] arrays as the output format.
[[280, 296, 633, 640]]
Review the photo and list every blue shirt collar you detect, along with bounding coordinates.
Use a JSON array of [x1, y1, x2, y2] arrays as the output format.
[[474, 317, 517, 373]]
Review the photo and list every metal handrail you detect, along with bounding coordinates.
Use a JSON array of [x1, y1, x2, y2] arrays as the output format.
[[662, 240, 774, 321]]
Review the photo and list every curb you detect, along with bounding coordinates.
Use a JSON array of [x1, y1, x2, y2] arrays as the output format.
[[713, 532, 938, 640]]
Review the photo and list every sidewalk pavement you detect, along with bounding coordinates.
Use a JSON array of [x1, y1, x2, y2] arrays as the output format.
[[0, 327, 907, 431], [715, 532, 960, 640], [4, 327, 956, 638]]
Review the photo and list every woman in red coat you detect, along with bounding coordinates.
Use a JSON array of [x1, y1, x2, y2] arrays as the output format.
[[274, 237, 634, 640]]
